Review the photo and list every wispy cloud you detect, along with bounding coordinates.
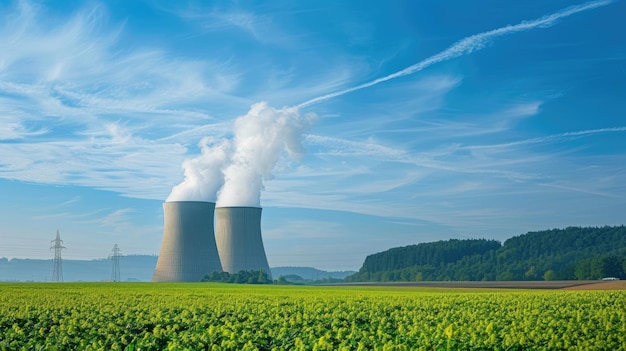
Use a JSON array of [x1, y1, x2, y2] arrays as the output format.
[[536, 181, 621, 199], [464, 127, 626, 151], [57, 196, 82, 208], [160, 2, 266, 38], [0, 1, 246, 117], [203, 11, 265, 38], [267, 119, 626, 231], [92, 208, 136, 232], [0, 1, 248, 199], [305, 134, 408, 160], [0, 135, 188, 199], [264, 219, 344, 240], [304, 133, 529, 181], [297, 0, 613, 108], [157, 2, 290, 45], [0, 119, 48, 140]]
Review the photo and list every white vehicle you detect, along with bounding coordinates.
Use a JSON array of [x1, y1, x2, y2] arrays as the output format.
[[601, 277, 620, 281]]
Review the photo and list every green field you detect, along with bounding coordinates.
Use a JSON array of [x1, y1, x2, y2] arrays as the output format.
[[0, 283, 624, 350]]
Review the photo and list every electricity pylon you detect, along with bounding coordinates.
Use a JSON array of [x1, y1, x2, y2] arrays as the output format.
[[109, 244, 123, 282], [50, 230, 65, 282]]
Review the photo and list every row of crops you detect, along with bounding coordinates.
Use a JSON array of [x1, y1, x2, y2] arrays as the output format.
[[0, 283, 624, 350]]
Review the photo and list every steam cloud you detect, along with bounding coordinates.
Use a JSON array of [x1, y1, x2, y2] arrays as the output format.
[[167, 102, 315, 207], [168, 0, 611, 206], [166, 137, 230, 202]]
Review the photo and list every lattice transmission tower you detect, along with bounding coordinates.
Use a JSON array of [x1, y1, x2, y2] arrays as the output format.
[[109, 244, 123, 282], [50, 230, 65, 282]]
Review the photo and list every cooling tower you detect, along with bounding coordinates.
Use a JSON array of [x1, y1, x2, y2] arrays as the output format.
[[215, 207, 272, 279], [152, 201, 222, 282]]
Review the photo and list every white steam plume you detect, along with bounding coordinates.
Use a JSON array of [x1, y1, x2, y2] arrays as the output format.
[[166, 137, 230, 202], [167, 102, 314, 205], [217, 102, 315, 207], [297, 0, 612, 108]]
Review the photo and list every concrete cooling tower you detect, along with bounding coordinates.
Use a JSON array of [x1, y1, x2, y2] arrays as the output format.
[[215, 207, 272, 279], [152, 201, 222, 282]]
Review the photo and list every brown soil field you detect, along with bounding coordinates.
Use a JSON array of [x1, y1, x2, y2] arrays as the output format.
[[338, 280, 626, 290], [562, 280, 626, 290]]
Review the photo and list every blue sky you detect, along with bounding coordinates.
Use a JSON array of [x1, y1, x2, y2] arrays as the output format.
[[1, 0, 624, 271]]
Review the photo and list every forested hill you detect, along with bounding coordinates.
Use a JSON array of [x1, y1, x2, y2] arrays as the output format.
[[345, 226, 626, 282], [357, 239, 500, 273]]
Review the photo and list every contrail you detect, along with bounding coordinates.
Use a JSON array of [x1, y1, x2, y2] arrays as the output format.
[[464, 126, 626, 150], [296, 0, 613, 109]]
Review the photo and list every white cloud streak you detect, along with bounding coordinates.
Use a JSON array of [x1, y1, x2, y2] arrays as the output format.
[[464, 127, 626, 151], [297, 124, 626, 209], [0, 1, 245, 199], [296, 0, 613, 108]]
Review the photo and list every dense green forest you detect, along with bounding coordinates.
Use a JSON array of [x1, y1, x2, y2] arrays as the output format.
[[345, 226, 626, 282]]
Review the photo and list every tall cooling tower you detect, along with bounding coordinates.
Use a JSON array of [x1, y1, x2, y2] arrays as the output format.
[[215, 207, 272, 279], [152, 201, 222, 282]]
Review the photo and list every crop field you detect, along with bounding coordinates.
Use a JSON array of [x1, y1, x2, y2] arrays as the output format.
[[0, 283, 625, 350]]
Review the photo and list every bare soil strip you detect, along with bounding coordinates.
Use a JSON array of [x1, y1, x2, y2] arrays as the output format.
[[562, 280, 626, 290], [337, 280, 624, 290]]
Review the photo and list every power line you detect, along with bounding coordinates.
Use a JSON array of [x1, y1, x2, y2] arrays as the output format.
[[108, 244, 123, 282], [50, 230, 65, 282]]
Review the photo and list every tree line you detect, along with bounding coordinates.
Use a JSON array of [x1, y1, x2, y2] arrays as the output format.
[[345, 226, 626, 282], [201, 270, 272, 284]]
